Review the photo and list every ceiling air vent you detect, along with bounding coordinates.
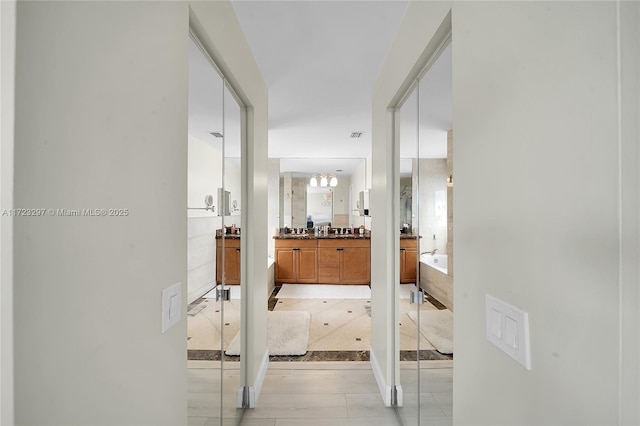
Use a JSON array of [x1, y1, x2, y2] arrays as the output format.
[[350, 131, 364, 139]]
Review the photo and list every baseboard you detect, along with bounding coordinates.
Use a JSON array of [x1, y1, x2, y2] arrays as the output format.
[[370, 349, 396, 407], [237, 349, 269, 408]]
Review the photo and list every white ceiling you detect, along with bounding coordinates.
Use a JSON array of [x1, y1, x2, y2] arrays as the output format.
[[189, 1, 452, 177]]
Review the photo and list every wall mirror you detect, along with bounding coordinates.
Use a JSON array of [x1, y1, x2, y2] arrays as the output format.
[[277, 158, 369, 229]]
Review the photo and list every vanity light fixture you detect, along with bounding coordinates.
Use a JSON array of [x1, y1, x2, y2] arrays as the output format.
[[309, 173, 338, 188]]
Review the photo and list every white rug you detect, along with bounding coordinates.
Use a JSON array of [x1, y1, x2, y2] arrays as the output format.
[[203, 285, 241, 300], [277, 284, 371, 299], [225, 310, 310, 356], [407, 309, 453, 354]]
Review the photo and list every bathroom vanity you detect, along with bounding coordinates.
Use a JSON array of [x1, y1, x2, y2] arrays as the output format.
[[274, 230, 371, 285]]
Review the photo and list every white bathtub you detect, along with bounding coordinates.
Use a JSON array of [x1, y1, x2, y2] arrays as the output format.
[[419, 253, 453, 310], [420, 253, 448, 275]]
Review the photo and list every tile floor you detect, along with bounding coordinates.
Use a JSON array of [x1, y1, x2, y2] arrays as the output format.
[[186, 285, 453, 425], [187, 285, 452, 360], [187, 360, 453, 426]]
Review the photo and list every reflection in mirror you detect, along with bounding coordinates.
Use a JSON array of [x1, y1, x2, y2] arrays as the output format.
[[277, 158, 369, 230], [400, 87, 418, 231], [223, 84, 242, 218], [417, 43, 451, 261], [417, 42, 453, 317], [396, 80, 420, 426], [307, 186, 332, 228], [187, 37, 223, 221], [186, 34, 229, 425]]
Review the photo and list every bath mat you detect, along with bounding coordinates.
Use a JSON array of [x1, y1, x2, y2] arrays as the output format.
[[225, 310, 310, 356], [203, 285, 241, 300], [277, 284, 371, 299], [407, 309, 453, 354]]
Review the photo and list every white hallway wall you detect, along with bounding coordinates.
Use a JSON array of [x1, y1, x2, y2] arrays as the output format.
[[373, 0, 639, 423], [13, 3, 189, 423], [11, 1, 268, 424], [0, 1, 16, 424]]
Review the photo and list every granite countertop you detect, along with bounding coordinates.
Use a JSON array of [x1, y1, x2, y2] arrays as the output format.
[[400, 233, 420, 239], [274, 233, 370, 240], [215, 229, 241, 239]]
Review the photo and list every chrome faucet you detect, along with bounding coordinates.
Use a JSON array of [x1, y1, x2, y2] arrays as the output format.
[[421, 249, 437, 255]]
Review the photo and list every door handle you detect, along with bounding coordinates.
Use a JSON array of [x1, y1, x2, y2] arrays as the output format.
[[400, 248, 406, 251], [236, 248, 240, 252], [337, 248, 344, 251], [293, 248, 300, 251]]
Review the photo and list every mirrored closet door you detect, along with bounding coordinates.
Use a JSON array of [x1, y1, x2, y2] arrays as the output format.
[[187, 34, 245, 425]]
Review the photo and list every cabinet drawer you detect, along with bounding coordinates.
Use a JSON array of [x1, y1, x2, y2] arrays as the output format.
[[274, 239, 317, 249], [318, 266, 340, 284], [317, 238, 370, 248], [400, 238, 417, 249], [217, 238, 240, 248]]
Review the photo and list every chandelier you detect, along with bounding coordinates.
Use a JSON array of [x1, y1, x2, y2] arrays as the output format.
[[309, 173, 338, 187]]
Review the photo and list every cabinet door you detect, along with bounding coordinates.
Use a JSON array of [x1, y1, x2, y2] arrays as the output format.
[[318, 248, 340, 284], [224, 246, 241, 284], [341, 247, 370, 284], [296, 248, 318, 283], [275, 249, 296, 282], [402, 248, 418, 283], [216, 243, 222, 284]]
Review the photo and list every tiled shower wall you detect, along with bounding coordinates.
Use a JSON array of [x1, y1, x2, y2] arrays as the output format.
[[268, 159, 280, 257], [188, 216, 219, 303], [418, 158, 448, 254]]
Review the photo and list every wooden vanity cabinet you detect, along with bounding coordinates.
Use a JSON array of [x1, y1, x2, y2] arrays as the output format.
[[274, 239, 318, 284], [400, 238, 418, 284], [216, 237, 241, 285], [317, 239, 370, 285]]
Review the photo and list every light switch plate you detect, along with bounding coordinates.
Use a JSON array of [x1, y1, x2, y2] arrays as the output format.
[[162, 282, 182, 333], [485, 294, 531, 370]]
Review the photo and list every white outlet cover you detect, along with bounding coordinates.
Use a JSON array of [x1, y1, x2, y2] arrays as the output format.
[[162, 282, 182, 333], [485, 294, 531, 370]]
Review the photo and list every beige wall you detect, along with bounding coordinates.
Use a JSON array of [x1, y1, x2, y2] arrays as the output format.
[[11, 1, 269, 423], [375, 0, 639, 423], [452, 2, 633, 423], [620, 3, 640, 420]]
